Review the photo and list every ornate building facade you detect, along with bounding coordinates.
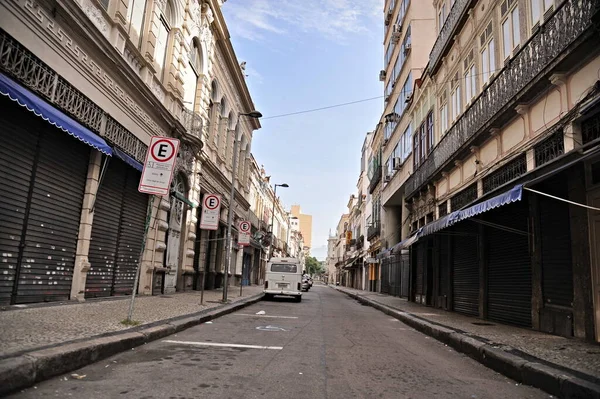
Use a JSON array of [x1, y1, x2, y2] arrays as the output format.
[[0, 0, 259, 304]]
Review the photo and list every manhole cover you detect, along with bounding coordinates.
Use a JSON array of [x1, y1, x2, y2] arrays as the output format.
[[472, 322, 495, 326]]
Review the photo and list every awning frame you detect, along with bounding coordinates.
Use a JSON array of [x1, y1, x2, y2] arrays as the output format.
[[0, 73, 113, 156]]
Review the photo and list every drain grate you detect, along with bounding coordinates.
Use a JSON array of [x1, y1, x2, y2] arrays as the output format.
[[472, 322, 495, 326]]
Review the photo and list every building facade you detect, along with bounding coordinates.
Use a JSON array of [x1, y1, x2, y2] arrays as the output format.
[[0, 0, 260, 304], [290, 205, 313, 255], [377, 0, 600, 342]]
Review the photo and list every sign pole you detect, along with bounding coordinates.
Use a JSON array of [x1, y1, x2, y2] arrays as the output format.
[[127, 195, 155, 322]]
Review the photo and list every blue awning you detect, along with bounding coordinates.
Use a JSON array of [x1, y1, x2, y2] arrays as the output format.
[[457, 184, 522, 221], [113, 147, 143, 171], [0, 73, 112, 156], [417, 184, 523, 239]]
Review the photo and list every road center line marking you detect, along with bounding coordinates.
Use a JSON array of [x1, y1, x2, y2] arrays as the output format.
[[233, 314, 299, 319], [162, 340, 283, 350]]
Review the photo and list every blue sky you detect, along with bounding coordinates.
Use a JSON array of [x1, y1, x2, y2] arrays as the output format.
[[222, 0, 383, 260]]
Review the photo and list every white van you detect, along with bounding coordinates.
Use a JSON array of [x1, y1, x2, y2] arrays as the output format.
[[264, 257, 302, 302]]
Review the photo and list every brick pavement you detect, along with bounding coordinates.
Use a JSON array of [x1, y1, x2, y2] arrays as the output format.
[[0, 286, 263, 358], [335, 286, 600, 380]]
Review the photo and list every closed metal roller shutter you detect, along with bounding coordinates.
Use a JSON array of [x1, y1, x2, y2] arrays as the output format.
[[452, 222, 479, 316], [17, 122, 89, 303], [86, 160, 126, 297], [86, 160, 147, 298], [114, 169, 147, 295], [539, 189, 573, 308], [415, 243, 425, 296], [438, 236, 450, 308], [486, 202, 532, 328], [0, 108, 38, 305]]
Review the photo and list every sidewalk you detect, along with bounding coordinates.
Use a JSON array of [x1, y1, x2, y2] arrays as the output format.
[[334, 285, 600, 398], [0, 285, 263, 359]]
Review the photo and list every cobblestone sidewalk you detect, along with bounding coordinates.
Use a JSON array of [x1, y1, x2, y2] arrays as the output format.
[[0, 286, 263, 358], [335, 286, 600, 380]]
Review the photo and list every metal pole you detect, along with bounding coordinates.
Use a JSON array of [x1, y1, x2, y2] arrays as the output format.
[[239, 244, 243, 297], [267, 185, 278, 261], [127, 195, 155, 322], [223, 136, 240, 303]]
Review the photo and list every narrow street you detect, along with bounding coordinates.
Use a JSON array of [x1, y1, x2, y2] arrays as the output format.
[[12, 285, 546, 399]]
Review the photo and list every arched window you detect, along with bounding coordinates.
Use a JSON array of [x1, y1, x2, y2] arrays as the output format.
[[155, 0, 174, 79], [208, 80, 219, 144], [183, 38, 202, 110]]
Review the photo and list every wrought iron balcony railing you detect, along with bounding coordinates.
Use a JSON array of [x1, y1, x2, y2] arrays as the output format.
[[180, 107, 204, 139], [406, 0, 597, 198], [428, 0, 474, 74], [0, 30, 149, 162], [368, 167, 382, 194]]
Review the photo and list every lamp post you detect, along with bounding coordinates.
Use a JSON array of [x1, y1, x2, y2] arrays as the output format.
[[223, 110, 262, 303], [267, 183, 289, 261]]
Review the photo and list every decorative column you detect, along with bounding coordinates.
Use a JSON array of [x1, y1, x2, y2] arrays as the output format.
[[70, 151, 102, 301]]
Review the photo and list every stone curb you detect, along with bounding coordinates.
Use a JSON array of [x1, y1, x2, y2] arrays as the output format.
[[335, 287, 600, 399], [0, 293, 263, 396]]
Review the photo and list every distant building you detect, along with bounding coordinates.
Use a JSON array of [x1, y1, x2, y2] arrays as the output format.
[[290, 205, 313, 253]]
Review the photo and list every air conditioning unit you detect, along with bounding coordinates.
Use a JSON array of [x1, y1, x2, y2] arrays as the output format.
[[383, 138, 389, 146], [404, 43, 412, 56], [384, 10, 393, 26], [379, 70, 386, 81], [391, 31, 401, 44], [384, 175, 392, 183], [405, 94, 413, 104], [393, 157, 402, 170]]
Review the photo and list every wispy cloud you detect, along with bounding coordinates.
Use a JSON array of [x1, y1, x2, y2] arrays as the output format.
[[223, 0, 382, 43]]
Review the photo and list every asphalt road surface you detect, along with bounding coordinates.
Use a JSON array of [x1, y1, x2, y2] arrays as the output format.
[[11, 285, 547, 399]]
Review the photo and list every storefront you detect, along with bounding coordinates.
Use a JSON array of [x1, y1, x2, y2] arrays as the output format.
[[0, 74, 112, 305]]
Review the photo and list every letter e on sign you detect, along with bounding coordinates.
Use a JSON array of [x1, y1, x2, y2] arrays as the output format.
[[138, 136, 180, 196]]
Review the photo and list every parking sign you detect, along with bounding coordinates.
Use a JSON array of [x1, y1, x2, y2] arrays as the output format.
[[238, 220, 251, 246], [200, 194, 222, 230]]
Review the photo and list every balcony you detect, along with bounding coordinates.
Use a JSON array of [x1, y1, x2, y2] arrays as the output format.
[[180, 107, 204, 150], [406, 0, 598, 198], [368, 167, 382, 194], [367, 223, 381, 240], [429, 0, 476, 74], [247, 210, 261, 229]]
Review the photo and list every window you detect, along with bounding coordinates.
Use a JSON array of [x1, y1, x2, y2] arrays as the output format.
[[426, 112, 434, 154], [440, 103, 448, 134], [155, 1, 174, 79], [480, 23, 495, 84], [530, 0, 554, 25], [502, 2, 520, 60], [127, 0, 147, 44], [100, 0, 109, 9], [413, 125, 421, 167], [450, 79, 461, 121], [402, 124, 412, 160], [464, 49, 476, 104], [270, 263, 298, 273], [438, 3, 447, 32], [385, 41, 395, 69], [183, 40, 201, 111]]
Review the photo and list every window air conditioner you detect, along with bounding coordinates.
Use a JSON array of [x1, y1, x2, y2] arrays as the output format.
[[379, 70, 386, 81], [404, 43, 412, 55], [391, 31, 401, 44], [385, 10, 393, 26], [393, 157, 402, 170]]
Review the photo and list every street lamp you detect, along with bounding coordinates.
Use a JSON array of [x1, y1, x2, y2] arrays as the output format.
[[267, 183, 289, 261], [223, 110, 262, 303]]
